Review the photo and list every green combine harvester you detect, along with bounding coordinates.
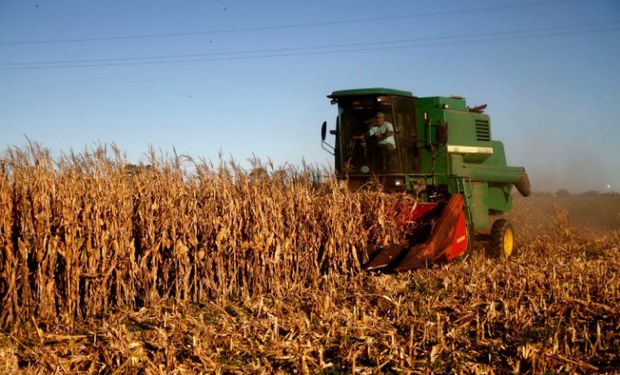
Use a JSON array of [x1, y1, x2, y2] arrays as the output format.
[[320, 88, 530, 271]]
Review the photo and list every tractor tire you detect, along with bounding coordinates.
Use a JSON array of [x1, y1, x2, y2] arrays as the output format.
[[490, 219, 515, 258]]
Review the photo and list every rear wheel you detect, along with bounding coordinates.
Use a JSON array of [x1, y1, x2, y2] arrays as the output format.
[[490, 219, 514, 258]]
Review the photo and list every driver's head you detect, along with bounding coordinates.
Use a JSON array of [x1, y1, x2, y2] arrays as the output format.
[[375, 112, 385, 125]]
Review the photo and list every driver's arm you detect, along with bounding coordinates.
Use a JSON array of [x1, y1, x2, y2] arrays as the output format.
[[379, 124, 394, 140]]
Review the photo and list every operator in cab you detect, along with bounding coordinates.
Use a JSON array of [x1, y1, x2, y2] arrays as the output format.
[[353, 112, 396, 171]]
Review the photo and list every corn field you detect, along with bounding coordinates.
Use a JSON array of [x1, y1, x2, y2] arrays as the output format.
[[0, 144, 618, 373]]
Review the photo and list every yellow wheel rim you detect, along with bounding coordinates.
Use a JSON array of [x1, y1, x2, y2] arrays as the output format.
[[503, 227, 514, 257]]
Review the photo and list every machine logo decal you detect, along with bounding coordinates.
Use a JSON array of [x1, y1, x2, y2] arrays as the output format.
[[447, 145, 493, 154]]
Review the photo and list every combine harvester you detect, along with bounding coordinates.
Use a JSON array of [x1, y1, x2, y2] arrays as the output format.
[[320, 88, 530, 272]]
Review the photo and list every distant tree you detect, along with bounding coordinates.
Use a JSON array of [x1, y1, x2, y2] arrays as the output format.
[[555, 189, 571, 198], [249, 166, 269, 181], [125, 163, 153, 177], [532, 191, 553, 198], [581, 190, 600, 197]]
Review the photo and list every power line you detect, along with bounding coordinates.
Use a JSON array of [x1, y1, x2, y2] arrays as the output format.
[[3, 25, 617, 70], [1, 21, 617, 70], [0, 0, 579, 46]]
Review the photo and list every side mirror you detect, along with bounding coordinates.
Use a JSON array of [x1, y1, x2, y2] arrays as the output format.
[[320, 121, 335, 155], [437, 121, 448, 145]]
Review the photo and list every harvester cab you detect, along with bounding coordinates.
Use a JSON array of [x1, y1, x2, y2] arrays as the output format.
[[321, 88, 530, 272]]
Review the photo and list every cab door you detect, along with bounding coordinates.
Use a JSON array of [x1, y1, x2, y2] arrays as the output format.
[[392, 97, 418, 173]]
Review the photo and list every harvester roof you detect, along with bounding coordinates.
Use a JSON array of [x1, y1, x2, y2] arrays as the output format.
[[328, 87, 414, 99]]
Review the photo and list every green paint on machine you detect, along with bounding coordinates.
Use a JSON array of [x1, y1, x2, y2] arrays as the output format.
[[321, 88, 531, 260]]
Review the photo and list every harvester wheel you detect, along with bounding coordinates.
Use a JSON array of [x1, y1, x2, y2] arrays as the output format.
[[490, 219, 515, 258]]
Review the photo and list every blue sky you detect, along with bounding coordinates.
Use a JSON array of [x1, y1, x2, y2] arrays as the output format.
[[1, 0, 619, 192]]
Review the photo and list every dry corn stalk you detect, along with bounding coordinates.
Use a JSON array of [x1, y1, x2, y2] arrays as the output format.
[[0, 145, 404, 329]]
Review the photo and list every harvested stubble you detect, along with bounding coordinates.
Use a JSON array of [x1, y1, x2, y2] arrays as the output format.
[[1, 145, 618, 373]]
